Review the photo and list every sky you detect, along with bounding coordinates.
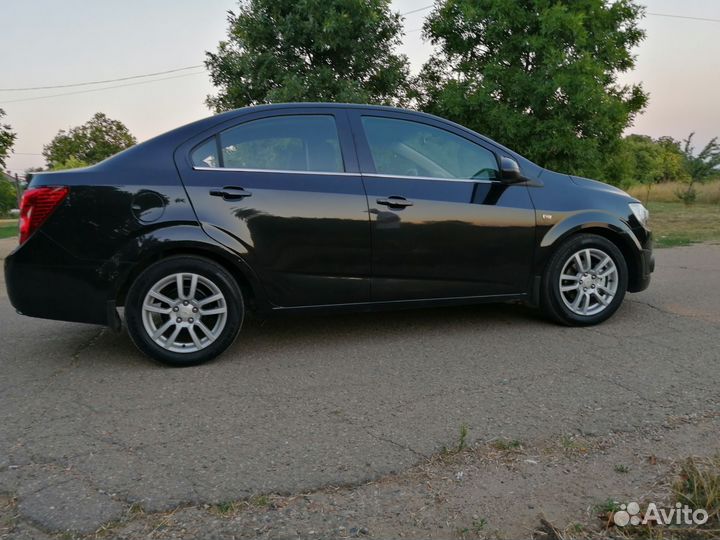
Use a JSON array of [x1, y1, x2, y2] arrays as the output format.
[[1, 0, 719, 176]]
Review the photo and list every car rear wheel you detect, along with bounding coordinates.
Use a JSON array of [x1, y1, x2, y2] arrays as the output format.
[[125, 256, 243, 366], [541, 234, 628, 326]]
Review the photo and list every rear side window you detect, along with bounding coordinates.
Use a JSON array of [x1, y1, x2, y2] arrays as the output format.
[[192, 115, 344, 173], [191, 139, 220, 168], [361, 116, 498, 180]]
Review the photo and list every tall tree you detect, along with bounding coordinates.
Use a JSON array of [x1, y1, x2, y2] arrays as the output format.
[[0, 179, 17, 215], [42, 113, 136, 168], [0, 109, 17, 170], [655, 136, 688, 182], [605, 134, 687, 202], [677, 133, 720, 203], [206, 0, 412, 111], [419, 0, 648, 180]]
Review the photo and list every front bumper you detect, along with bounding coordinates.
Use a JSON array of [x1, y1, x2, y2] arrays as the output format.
[[631, 247, 654, 292]]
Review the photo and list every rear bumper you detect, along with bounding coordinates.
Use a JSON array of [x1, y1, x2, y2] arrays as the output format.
[[4, 233, 113, 326]]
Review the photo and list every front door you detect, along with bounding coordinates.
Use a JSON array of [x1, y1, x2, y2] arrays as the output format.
[[349, 111, 536, 301], [177, 110, 371, 307]]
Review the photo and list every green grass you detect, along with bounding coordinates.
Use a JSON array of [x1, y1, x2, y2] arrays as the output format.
[[648, 202, 720, 248], [594, 498, 622, 514], [0, 221, 18, 239]]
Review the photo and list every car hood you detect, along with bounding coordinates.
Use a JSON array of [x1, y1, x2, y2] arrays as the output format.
[[569, 175, 634, 200]]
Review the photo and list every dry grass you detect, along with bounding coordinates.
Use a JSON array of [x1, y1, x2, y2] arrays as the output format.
[[594, 456, 720, 539], [674, 456, 720, 525], [648, 202, 720, 247], [627, 180, 720, 205]]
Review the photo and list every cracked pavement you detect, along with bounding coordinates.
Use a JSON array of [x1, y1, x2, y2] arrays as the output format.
[[1, 238, 719, 536]]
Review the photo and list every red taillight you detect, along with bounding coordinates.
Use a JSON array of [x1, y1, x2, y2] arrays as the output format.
[[19, 186, 69, 245]]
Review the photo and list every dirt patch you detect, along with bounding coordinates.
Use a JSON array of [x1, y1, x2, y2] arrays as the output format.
[[7, 412, 717, 539]]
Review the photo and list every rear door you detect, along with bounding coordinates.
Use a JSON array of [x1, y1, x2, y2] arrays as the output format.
[[176, 108, 371, 308], [348, 110, 536, 301]]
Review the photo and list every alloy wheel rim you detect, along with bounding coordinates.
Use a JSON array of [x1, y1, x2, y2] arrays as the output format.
[[558, 248, 618, 316], [141, 273, 228, 353]]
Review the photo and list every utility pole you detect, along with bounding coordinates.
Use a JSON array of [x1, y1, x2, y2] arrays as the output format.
[[14, 173, 22, 208]]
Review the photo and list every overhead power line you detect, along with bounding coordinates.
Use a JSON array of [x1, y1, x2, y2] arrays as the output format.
[[3, 70, 206, 104], [0, 65, 204, 92], [647, 11, 720, 23], [400, 5, 433, 16], [2, 7, 716, 100], [400, 7, 720, 35], [398, 5, 720, 23]]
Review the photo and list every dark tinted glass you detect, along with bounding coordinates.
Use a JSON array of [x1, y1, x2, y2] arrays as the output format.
[[219, 115, 343, 172], [361, 116, 498, 180], [191, 138, 220, 168]]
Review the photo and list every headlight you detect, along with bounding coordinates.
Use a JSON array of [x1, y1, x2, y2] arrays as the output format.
[[629, 202, 649, 229]]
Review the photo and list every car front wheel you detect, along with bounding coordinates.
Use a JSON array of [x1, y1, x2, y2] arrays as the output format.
[[125, 256, 244, 366], [541, 234, 628, 326]]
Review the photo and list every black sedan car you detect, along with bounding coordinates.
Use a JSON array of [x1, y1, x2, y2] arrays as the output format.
[[5, 104, 653, 366]]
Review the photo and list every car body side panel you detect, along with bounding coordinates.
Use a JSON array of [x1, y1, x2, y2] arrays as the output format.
[[179, 171, 372, 307], [345, 108, 537, 300], [174, 107, 373, 308], [362, 176, 537, 299], [4, 103, 653, 329], [5, 230, 111, 324], [4, 161, 239, 324], [527, 169, 653, 292]]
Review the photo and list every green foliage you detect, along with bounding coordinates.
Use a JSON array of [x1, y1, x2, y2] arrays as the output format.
[[0, 179, 18, 214], [682, 133, 720, 184], [42, 112, 136, 168], [50, 157, 90, 171], [205, 0, 412, 111], [675, 134, 720, 204], [418, 0, 648, 180], [606, 134, 688, 195], [0, 109, 17, 170], [23, 167, 45, 183], [675, 185, 697, 205]]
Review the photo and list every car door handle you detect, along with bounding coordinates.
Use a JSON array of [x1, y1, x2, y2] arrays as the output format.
[[209, 186, 252, 200], [376, 196, 413, 208]]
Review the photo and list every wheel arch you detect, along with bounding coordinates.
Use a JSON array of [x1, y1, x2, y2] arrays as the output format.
[[536, 214, 643, 293], [113, 232, 267, 313]]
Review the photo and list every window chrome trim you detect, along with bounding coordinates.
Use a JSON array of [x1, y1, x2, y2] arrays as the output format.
[[361, 173, 498, 184], [193, 166, 357, 176], [192, 167, 500, 184]]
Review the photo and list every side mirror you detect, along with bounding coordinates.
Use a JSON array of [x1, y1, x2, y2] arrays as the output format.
[[500, 157, 525, 184]]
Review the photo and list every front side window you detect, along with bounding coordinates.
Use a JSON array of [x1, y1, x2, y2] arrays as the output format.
[[361, 116, 499, 180], [194, 115, 344, 173]]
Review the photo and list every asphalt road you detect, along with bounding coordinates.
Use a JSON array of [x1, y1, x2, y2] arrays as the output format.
[[1, 237, 719, 535]]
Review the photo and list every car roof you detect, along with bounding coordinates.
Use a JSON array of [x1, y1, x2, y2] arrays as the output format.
[[188, 103, 521, 157], [101, 102, 534, 172]]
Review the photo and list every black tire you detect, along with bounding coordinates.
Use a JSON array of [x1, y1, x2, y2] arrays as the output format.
[[125, 256, 244, 366], [540, 234, 628, 326]]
